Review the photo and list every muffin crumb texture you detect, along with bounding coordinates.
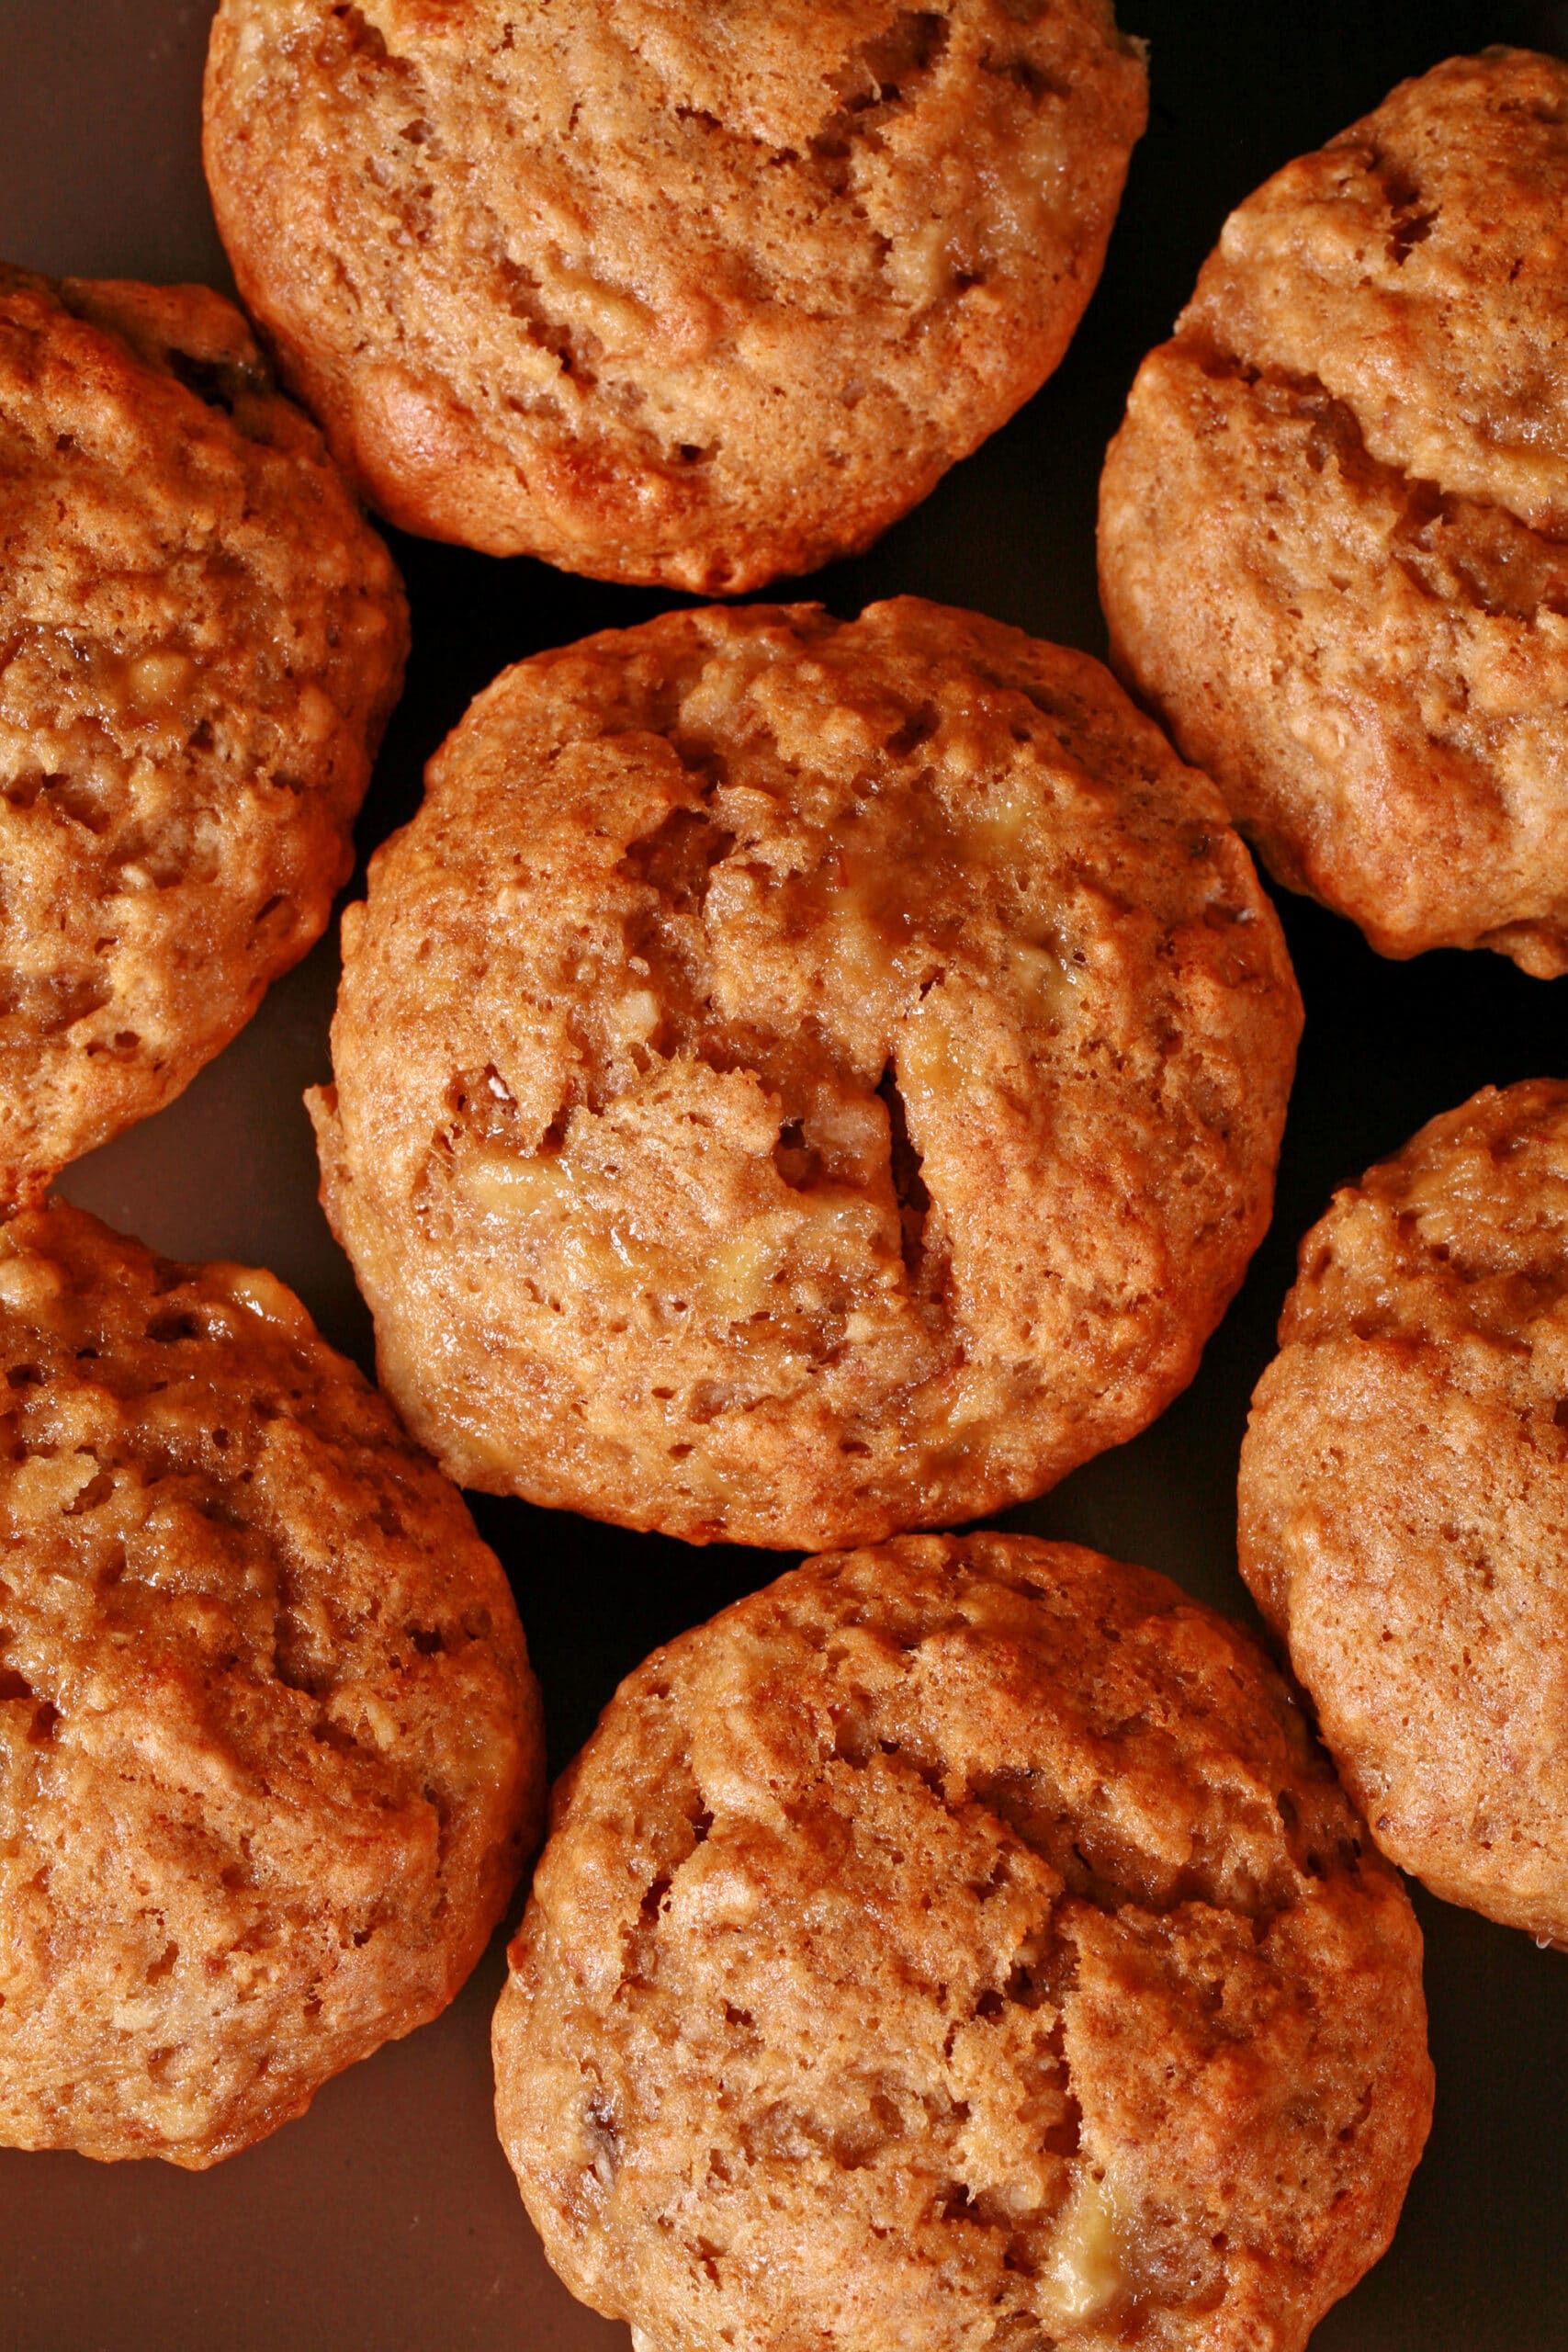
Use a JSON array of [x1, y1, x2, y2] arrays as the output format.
[[1100, 48, 1568, 974], [0, 1202, 543, 2167], [204, 0, 1146, 587], [312, 597, 1300, 1548], [0, 266, 407, 1204], [1241, 1077, 1568, 1945], [494, 1534, 1433, 2352]]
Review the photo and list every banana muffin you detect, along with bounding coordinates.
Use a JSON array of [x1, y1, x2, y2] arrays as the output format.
[[0, 1200, 543, 2167], [494, 1533, 1433, 2352], [1240, 1077, 1568, 1947], [310, 597, 1302, 1549], [203, 0, 1147, 590], [0, 266, 407, 1205], [1100, 49, 1568, 975]]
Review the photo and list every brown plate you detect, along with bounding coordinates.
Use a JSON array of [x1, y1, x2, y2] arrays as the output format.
[[2, 4, 1565, 2346]]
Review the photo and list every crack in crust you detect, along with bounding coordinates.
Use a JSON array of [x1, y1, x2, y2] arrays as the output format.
[[1178, 346, 1568, 633]]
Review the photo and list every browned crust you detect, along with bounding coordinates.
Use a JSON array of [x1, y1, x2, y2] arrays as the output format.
[[1239, 1077, 1568, 1942], [0, 265, 408, 1203], [1100, 49, 1568, 974], [495, 1534, 1433, 2352], [204, 0, 1146, 588], [313, 596, 1301, 1547], [0, 1199, 544, 2166]]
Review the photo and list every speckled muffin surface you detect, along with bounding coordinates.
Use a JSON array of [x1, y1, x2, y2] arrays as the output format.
[[493, 1534, 1433, 2352], [310, 597, 1301, 1550], [203, 0, 1146, 590], [0, 266, 407, 1205], [1240, 1078, 1568, 1947], [0, 1201, 543, 2168], [1099, 48, 1568, 976]]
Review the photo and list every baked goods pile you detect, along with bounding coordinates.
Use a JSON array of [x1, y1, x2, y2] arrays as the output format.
[[4, 11, 1565, 2348]]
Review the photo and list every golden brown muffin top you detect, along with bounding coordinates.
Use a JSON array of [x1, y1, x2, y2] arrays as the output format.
[[1277, 1078, 1568, 1354], [0, 1201, 542, 2167], [0, 266, 407, 1204], [1182, 47, 1568, 533], [313, 597, 1300, 1547], [1099, 331, 1568, 973], [495, 1534, 1432, 2352], [203, 0, 1145, 585], [1098, 50, 1568, 976], [1240, 1080, 1568, 1942]]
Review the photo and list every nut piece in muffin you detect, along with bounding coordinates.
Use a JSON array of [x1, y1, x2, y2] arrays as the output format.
[[310, 597, 1302, 1550], [0, 265, 408, 1206], [203, 0, 1146, 591], [1240, 1077, 1568, 1947], [0, 1200, 543, 2167], [1100, 49, 1568, 976], [493, 1533, 1433, 2352]]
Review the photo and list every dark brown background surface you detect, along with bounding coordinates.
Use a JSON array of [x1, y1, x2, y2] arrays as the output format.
[[2, 3, 1566, 2345]]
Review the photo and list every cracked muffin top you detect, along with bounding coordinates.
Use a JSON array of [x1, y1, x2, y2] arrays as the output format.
[[0, 266, 407, 1205], [0, 1200, 543, 2167], [310, 597, 1301, 1550], [1240, 1078, 1568, 1947], [493, 1533, 1433, 2352], [1099, 49, 1568, 974], [202, 0, 1145, 590]]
